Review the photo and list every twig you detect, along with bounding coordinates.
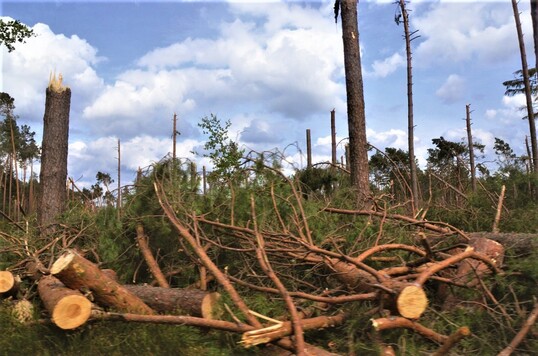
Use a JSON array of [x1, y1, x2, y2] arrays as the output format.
[[432, 326, 471, 355], [498, 299, 538, 356]]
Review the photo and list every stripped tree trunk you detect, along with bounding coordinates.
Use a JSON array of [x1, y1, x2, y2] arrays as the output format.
[[38, 73, 70, 232]]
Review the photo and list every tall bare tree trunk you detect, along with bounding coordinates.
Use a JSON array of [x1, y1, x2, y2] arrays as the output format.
[[306, 129, 312, 169], [38, 74, 70, 232], [117, 138, 121, 219], [531, 0, 538, 70], [331, 109, 337, 166], [466, 104, 476, 192], [399, 0, 419, 211], [338, 0, 371, 207], [512, 0, 538, 174]]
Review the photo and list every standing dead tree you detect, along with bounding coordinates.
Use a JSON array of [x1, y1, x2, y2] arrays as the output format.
[[38, 73, 70, 232]]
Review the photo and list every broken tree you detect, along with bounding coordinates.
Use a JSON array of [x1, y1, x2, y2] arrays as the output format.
[[38, 73, 70, 232]]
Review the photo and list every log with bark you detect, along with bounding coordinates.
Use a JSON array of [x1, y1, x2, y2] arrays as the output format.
[[37, 275, 92, 329], [50, 250, 155, 315], [123, 284, 222, 319]]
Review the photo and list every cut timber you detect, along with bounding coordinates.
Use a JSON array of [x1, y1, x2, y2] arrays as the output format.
[[0, 271, 18, 295], [38, 275, 92, 329], [396, 284, 428, 319], [51, 250, 155, 315], [123, 285, 222, 319]]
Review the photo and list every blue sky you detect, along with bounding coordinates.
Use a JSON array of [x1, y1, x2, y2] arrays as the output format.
[[0, 0, 533, 188]]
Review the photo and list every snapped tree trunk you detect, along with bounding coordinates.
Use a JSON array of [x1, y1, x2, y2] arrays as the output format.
[[38, 73, 70, 231], [339, 0, 371, 207], [399, 0, 420, 210]]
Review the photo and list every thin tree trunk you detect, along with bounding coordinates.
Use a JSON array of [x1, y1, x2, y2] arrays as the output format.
[[466, 104, 477, 192], [117, 138, 121, 218], [339, 0, 371, 207], [38, 74, 71, 232], [531, 0, 538, 70], [306, 129, 312, 168], [172, 113, 177, 161], [331, 109, 337, 166], [512, 0, 538, 174], [399, 0, 420, 210]]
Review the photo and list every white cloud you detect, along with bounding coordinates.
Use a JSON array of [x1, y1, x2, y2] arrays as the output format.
[[1, 20, 104, 122], [88, 3, 344, 124], [436, 74, 466, 104], [368, 52, 405, 78], [412, 2, 529, 67], [68, 135, 201, 187], [367, 128, 408, 150]]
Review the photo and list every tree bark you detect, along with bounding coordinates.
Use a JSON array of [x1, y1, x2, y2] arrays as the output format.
[[512, 0, 538, 174], [339, 0, 371, 207], [51, 250, 155, 315], [38, 73, 70, 231], [399, 0, 420, 211], [123, 285, 222, 319], [466, 104, 477, 192], [37, 275, 92, 329], [135, 223, 170, 288]]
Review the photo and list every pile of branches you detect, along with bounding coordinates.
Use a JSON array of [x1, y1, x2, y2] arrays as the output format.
[[1, 171, 537, 355]]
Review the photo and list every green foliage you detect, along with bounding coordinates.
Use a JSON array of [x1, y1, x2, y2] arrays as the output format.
[[0, 19, 34, 52], [197, 114, 244, 181]]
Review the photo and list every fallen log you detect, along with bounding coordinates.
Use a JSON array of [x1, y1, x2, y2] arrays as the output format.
[[135, 223, 170, 288], [51, 249, 155, 315], [0, 270, 19, 296], [467, 232, 538, 255], [37, 275, 92, 329], [123, 284, 222, 319]]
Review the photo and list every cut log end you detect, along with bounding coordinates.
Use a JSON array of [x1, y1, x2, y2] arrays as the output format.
[[0, 271, 16, 293], [50, 251, 76, 275], [201, 292, 222, 320], [52, 295, 92, 330], [397, 285, 428, 319]]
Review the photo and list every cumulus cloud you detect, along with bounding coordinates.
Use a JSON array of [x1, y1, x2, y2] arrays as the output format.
[[1, 19, 104, 122], [69, 135, 201, 187], [412, 2, 529, 67], [240, 118, 283, 144], [436, 74, 466, 104], [89, 2, 344, 125]]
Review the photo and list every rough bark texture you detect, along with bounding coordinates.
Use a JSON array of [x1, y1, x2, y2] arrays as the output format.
[[51, 250, 155, 315], [38, 75, 71, 231], [467, 232, 538, 254], [340, 0, 371, 207], [37, 275, 92, 329], [123, 284, 222, 319]]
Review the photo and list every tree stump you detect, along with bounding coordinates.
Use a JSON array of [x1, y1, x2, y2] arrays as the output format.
[[38, 275, 92, 329], [51, 250, 155, 315]]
